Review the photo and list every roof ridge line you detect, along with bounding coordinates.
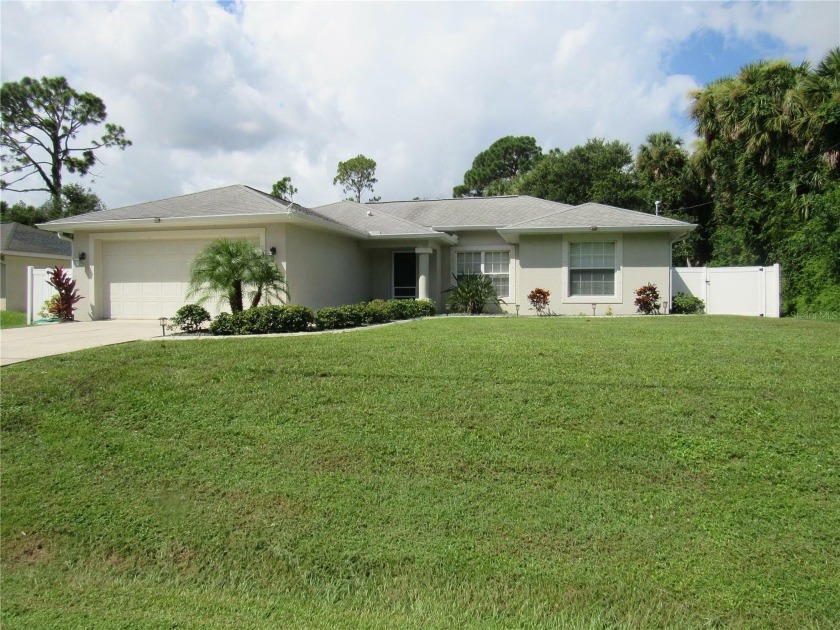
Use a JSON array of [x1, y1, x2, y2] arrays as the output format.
[[310, 201, 439, 234], [370, 194, 521, 204], [505, 203, 576, 228], [360, 204, 439, 233], [241, 185, 305, 212]]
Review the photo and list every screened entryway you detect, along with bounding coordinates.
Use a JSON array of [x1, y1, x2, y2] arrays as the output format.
[[392, 252, 417, 298]]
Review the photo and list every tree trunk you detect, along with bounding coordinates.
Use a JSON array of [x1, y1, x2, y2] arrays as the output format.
[[250, 285, 263, 309], [50, 123, 62, 204], [230, 281, 244, 313]]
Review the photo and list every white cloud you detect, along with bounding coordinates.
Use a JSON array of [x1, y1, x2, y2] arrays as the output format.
[[1, 0, 836, 209]]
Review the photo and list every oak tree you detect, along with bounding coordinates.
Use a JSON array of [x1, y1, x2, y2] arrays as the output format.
[[453, 136, 542, 197]]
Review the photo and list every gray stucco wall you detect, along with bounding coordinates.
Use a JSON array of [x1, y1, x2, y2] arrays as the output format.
[[518, 232, 673, 315], [285, 224, 370, 309]]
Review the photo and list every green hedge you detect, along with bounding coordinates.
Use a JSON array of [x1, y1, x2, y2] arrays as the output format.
[[671, 293, 705, 315], [207, 299, 436, 336], [208, 305, 315, 336], [363, 299, 392, 324], [388, 298, 437, 321], [315, 304, 366, 330]]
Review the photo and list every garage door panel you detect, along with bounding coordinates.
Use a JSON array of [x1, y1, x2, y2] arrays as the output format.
[[103, 237, 258, 319], [160, 283, 183, 299]]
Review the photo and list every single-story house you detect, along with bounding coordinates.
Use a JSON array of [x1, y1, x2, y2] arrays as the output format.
[[38, 185, 695, 320], [1, 221, 72, 312]]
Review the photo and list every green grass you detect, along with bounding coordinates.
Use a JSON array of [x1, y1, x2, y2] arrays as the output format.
[[2, 317, 838, 629], [0, 310, 27, 328]]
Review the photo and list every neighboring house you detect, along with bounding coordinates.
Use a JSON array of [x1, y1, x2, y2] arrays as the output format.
[[38, 185, 695, 320], [1, 222, 72, 312]]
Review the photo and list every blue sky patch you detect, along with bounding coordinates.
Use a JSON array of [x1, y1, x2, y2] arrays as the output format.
[[665, 28, 804, 86], [216, 0, 240, 16]]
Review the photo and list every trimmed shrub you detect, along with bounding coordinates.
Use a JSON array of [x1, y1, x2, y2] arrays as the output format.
[[363, 299, 392, 324], [276, 304, 316, 332], [210, 300, 426, 335], [238, 307, 269, 334], [208, 312, 243, 335], [316, 304, 365, 330], [221, 304, 316, 334], [339, 304, 366, 328], [316, 307, 344, 330], [411, 298, 437, 317], [671, 293, 705, 315], [170, 304, 211, 333], [387, 299, 415, 320]]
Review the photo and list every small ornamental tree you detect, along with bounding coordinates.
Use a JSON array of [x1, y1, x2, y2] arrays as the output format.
[[527, 287, 551, 315], [46, 266, 82, 321], [634, 283, 661, 315]]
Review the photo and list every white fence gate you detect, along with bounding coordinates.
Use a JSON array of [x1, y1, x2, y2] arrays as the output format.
[[26, 266, 72, 324], [672, 264, 781, 317]]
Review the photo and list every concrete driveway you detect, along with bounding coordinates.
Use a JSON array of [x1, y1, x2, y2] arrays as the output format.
[[0, 320, 163, 366]]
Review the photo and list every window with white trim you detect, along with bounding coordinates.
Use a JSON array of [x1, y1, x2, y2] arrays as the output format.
[[455, 250, 510, 298], [569, 242, 615, 296]]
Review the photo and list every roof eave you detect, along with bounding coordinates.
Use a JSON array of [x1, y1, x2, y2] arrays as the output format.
[[367, 232, 458, 245], [497, 223, 697, 244], [430, 224, 507, 231], [37, 212, 296, 233], [1, 249, 72, 260]]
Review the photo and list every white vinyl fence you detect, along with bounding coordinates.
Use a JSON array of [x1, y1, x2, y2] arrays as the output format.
[[672, 264, 781, 317], [26, 266, 72, 324]]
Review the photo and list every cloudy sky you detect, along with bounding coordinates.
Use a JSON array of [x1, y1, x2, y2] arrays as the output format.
[[1, 1, 837, 210]]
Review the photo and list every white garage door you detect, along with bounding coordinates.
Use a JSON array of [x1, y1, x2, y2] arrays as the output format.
[[103, 238, 254, 319]]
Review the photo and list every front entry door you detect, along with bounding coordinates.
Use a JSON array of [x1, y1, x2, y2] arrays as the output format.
[[393, 252, 417, 298]]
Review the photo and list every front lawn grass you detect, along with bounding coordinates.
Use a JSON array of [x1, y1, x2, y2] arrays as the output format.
[[2, 316, 838, 628], [0, 310, 27, 328]]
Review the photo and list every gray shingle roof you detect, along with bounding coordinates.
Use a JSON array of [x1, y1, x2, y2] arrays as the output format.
[[505, 202, 694, 230], [362, 195, 573, 228], [42, 185, 299, 225], [1, 222, 72, 257], [309, 201, 442, 236], [37, 186, 693, 238]]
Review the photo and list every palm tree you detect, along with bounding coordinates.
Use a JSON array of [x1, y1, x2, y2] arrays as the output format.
[[187, 239, 288, 313], [248, 253, 289, 309], [795, 47, 840, 170], [635, 132, 687, 181]]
